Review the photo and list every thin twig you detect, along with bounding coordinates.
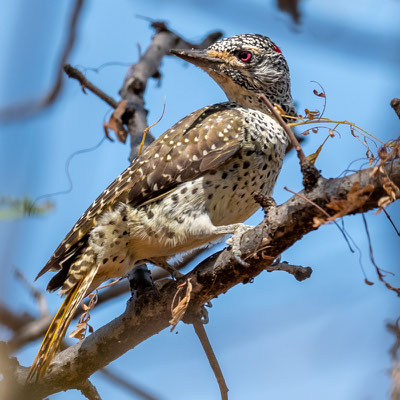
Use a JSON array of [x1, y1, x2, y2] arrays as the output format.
[[14, 268, 48, 317], [284, 186, 354, 252], [193, 320, 229, 400], [64, 64, 118, 109], [258, 93, 306, 164], [258, 93, 321, 190], [362, 214, 400, 296], [0, 303, 35, 332], [78, 379, 103, 400], [99, 368, 159, 400], [264, 262, 312, 282], [382, 208, 400, 236], [0, 0, 85, 122]]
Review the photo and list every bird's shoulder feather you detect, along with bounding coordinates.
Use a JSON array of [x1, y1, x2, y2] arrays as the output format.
[[37, 103, 245, 279]]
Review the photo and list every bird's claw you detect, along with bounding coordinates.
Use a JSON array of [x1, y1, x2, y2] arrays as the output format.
[[226, 224, 253, 267]]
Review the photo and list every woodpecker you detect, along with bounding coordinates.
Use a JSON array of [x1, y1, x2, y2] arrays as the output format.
[[28, 33, 296, 380]]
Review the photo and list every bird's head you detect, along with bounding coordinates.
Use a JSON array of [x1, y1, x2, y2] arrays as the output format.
[[171, 34, 296, 117]]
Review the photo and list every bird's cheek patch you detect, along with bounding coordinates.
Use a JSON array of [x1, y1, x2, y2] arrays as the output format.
[[207, 50, 237, 64]]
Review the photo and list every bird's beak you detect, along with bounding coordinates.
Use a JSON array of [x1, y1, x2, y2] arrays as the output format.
[[170, 49, 224, 70]]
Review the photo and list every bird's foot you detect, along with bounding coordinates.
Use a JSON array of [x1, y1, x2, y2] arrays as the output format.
[[224, 224, 253, 267], [127, 264, 157, 300]]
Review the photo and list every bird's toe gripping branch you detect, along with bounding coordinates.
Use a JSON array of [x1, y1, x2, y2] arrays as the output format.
[[220, 223, 254, 266]]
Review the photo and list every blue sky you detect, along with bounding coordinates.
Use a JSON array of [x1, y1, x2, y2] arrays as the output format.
[[0, 0, 399, 399]]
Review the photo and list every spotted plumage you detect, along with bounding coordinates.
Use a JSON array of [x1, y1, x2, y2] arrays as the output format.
[[28, 33, 296, 380]]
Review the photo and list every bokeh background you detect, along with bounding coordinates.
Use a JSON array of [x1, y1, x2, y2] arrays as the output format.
[[1, 0, 399, 399]]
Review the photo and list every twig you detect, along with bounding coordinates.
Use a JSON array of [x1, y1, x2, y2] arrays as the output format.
[[8, 315, 53, 353], [192, 320, 229, 400], [0, 304, 35, 332], [265, 262, 312, 282], [14, 268, 48, 317], [78, 379, 102, 400], [64, 64, 119, 109], [258, 93, 306, 164], [258, 93, 321, 190], [382, 208, 400, 236], [277, 0, 301, 23], [362, 214, 400, 296], [0, 0, 85, 122], [283, 186, 354, 253], [99, 368, 159, 400]]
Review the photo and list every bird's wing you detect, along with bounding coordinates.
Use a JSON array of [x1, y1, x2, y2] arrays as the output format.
[[37, 103, 245, 280]]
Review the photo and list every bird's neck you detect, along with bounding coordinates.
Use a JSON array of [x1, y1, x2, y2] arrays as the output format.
[[231, 90, 296, 119], [209, 71, 296, 118]]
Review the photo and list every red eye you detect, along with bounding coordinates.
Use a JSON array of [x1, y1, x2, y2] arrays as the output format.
[[238, 50, 252, 62], [271, 44, 282, 54]]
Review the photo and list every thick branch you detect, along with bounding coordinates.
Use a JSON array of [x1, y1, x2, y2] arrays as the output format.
[[1, 259, 197, 353], [3, 160, 399, 399]]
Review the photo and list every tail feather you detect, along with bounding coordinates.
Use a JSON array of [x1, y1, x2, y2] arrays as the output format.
[[27, 264, 99, 382]]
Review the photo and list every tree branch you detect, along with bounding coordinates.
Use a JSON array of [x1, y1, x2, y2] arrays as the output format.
[[192, 320, 228, 400], [63, 64, 118, 109], [0, 0, 85, 122], [118, 22, 222, 161], [78, 379, 102, 400], [99, 368, 159, 400], [3, 159, 399, 399]]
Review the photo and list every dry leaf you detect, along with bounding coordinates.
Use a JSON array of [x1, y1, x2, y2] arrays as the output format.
[[313, 89, 326, 98], [306, 134, 330, 165], [69, 293, 98, 340], [383, 178, 400, 201], [326, 182, 374, 218], [169, 279, 192, 332], [313, 182, 374, 227], [313, 216, 327, 228], [103, 100, 128, 143]]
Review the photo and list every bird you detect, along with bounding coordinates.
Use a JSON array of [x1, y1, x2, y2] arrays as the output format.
[[27, 33, 296, 381]]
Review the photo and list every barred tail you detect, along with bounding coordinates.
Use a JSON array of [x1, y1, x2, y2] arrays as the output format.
[[27, 263, 99, 382]]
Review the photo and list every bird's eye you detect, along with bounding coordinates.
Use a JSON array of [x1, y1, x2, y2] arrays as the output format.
[[271, 44, 282, 54], [238, 50, 252, 62]]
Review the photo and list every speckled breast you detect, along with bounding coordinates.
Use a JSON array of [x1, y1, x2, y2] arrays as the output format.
[[204, 109, 288, 226]]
